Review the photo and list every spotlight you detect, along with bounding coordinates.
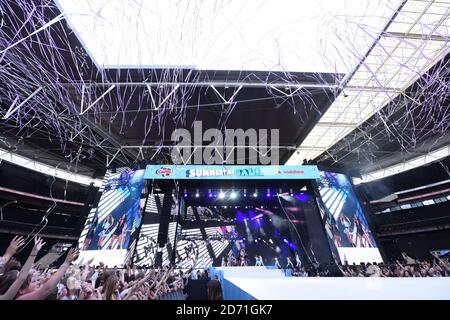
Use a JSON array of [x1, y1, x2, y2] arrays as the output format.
[[224, 206, 227, 209], [195, 191, 199, 198], [253, 192, 258, 197], [230, 190, 237, 199], [218, 190, 225, 199], [245, 206, 248, 209], [269, 218, 272, 222], [184, 193, 188, 197]]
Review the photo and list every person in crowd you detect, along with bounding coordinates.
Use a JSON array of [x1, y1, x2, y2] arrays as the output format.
[[207, 275, 223, 300], [16, 248, 78, 300], [0, 237, 44, 300], [0, 236, 25, 275]]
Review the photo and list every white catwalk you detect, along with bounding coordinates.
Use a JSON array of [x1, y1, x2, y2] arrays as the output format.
[[217, 267, 450, 300]]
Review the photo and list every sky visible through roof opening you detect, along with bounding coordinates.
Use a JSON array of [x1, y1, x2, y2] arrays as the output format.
[[56, 0, 401, 73]]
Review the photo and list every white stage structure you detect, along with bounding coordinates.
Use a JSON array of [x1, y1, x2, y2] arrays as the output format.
[[214, 267, 450, 300]]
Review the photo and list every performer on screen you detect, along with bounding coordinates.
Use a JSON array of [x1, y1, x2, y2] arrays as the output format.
[[97, 214, 115, 249], [108, 214, 126, 249], [354, 216, 365, 247], [340, 214, 353, 246], [83, 215, 98, 250]]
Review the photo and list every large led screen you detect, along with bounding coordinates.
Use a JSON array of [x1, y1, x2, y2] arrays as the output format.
[[77, 168, 146, 266], [316, 171, 382, 264]]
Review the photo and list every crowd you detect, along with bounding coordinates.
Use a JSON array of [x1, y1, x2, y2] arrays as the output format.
[[0, 236, 222, 300], [2, 235, 449, 300], [337, 258, 450, 277]]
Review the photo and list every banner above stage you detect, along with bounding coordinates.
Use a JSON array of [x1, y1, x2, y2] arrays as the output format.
[[144, 165, 320, 180]]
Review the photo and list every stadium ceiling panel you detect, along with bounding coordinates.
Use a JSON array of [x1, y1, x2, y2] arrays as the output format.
[[354, 143, 450, 184], [287, 0, 450, 166], [0, 147, 102, 186]]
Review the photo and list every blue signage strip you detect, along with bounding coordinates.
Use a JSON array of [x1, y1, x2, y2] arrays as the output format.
[[144, 165, 320, 180]]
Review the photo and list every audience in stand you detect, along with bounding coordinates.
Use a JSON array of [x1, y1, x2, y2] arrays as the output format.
[[333, 258, 450, 278]]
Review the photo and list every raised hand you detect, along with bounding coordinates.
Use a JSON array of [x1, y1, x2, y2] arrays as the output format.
[[87, 257, 95, 266], [32, 237, 45, 255], [64, 248, 79, 264], [6, 236, 25, 254]]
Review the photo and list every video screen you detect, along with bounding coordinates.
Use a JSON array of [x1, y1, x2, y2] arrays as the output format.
[[316, 171, 382, 264], [77, 168, 146, 266], [133, 192, 179, 267]]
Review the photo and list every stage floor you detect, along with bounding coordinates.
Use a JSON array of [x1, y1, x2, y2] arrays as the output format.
[[216, 267, 450, 300]]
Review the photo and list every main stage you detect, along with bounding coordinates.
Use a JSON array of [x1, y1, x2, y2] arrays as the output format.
[[211, 267, 450, 300]]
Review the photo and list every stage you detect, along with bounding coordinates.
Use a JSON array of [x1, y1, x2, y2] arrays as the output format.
[[212, 267, 450, 300]]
